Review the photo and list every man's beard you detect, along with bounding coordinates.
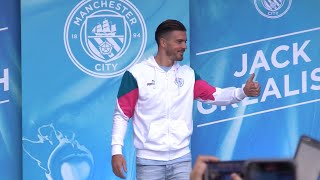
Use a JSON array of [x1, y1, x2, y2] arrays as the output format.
[[167, 50, 184, 61]]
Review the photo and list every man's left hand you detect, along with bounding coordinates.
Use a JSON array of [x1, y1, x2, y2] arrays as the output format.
[[243, 73, 260, 97]]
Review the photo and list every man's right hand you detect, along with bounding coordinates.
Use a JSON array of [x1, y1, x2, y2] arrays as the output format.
[[112, 154, 127, 179]]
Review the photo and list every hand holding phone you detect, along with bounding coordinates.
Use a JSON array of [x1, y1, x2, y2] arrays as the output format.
[[191, 155, 219, 180]]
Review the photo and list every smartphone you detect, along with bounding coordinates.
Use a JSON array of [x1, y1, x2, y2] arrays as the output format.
[[203, 160, 245, 180], [294, 135, 320, 180], [245, 159, 296, 180]]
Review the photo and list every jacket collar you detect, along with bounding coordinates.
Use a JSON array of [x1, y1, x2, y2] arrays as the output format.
[[148, 56, 180, 72]]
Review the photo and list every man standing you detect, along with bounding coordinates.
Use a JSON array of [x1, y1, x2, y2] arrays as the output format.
[[111, 19, 260, 179]]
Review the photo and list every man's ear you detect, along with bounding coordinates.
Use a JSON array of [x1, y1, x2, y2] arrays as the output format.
[[159, 37, 166, 48]]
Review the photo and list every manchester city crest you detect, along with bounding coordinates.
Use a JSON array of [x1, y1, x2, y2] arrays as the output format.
[[175, 77, 184, 87], [64, 0, 147, 78], [254, 0, 292, 19], [85, 15, 127, 63]]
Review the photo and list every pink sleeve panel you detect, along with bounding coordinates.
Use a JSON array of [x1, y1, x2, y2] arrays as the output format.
[[117, 88, 139, 118], [194, 79, 216, 101]]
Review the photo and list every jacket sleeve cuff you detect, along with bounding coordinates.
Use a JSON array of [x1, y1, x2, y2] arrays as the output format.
[[237, 88, 247, 100], [112, 145, 123, 156]]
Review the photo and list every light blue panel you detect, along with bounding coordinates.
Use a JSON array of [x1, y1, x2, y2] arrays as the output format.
[[22, 0, 189, 179], [0, 0, 21, 179], [191, 0, 320, 162]]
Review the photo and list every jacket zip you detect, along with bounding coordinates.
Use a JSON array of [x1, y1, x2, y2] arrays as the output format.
[[165, 72, 171, 159]]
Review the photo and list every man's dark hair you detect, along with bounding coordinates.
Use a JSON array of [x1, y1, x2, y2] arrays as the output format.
[[155, 19, 186, 45]]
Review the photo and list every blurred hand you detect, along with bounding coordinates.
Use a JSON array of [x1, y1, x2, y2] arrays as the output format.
[[112, 154, 127, 179], [190, 155, 219, 180], [231, 173, 243, 180], [243, 73, 260, 97]]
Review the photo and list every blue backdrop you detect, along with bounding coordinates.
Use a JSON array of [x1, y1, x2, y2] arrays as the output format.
[[0, 0, 21, 179], [22, 0, 189, 179], [20, 0, 320, 179], [191, 0, 320, 162]]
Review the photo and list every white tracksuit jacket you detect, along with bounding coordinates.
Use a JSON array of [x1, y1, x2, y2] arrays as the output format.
[[111, 56, 246, 161]]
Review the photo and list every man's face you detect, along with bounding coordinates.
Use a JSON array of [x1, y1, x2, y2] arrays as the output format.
[[162, 30, 187, 61]]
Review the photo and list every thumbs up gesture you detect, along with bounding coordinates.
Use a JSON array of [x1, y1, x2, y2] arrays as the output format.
[[243, 73, 260, 97]]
